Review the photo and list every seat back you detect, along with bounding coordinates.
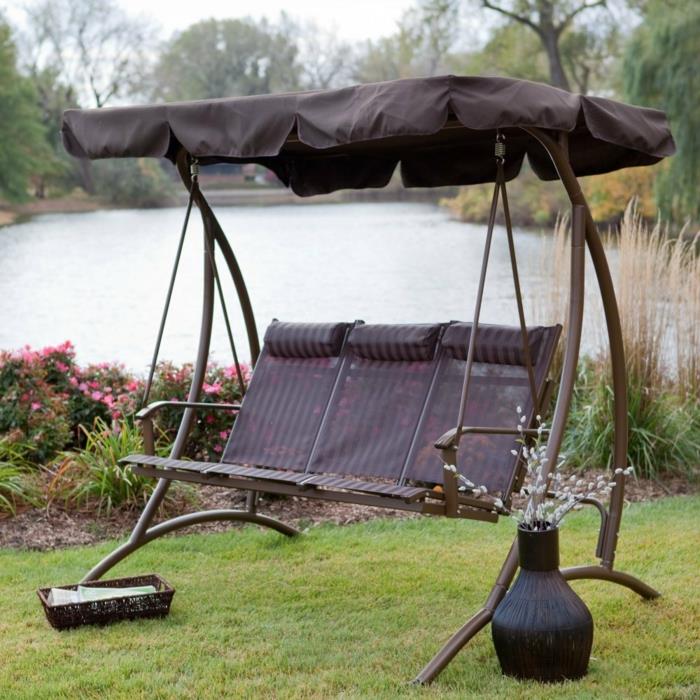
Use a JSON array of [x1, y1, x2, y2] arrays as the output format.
[[223, 321, 352, 472], [402, 322, 561, 496], [306, 323, 444, 480]]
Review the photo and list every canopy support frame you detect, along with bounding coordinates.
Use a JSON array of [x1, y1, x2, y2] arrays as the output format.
[[413, 126, 659, 685], [81, 151, 275, 583], [79, 133, 659, 683]]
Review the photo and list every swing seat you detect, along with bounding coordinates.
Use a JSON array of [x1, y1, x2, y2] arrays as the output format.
[[123, 320, 561, 519]]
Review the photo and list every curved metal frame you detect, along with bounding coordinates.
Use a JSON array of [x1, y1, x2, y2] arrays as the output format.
[[82, 151, 294, 583], [82, 132, 659, 683], [413, 128, 659, 684]]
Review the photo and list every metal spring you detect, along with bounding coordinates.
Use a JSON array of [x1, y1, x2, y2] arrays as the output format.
[[495, 141, 506, 159]]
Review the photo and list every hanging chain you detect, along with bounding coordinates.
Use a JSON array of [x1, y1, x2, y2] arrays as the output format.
[[141, 157, 198, 408], [453, 135, 504, 448], [496, 130, 539, 411]]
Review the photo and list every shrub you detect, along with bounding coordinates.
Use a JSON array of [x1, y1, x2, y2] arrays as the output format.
[[93, 158, 176, 208], [0, 342, 141, 463], [0, 338, 249, 470], [564, 361, 700, 480], [148, 360, 249, 460], [0, 439, 41, 515], [531, 203, 700, 478], [0, 345, 72, 463], [48, 418, 185, 515], [581, 167, 658, 224], [442, 165, 569, 227]]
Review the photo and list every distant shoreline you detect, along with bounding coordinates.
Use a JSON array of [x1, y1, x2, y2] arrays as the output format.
[[0, 186, 453, 227], [0, 194, 105, 227]]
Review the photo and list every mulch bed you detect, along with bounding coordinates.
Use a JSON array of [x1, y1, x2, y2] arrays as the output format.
[[0, 472, 695, 551]]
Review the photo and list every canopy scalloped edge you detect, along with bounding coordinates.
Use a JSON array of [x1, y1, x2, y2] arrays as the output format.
[[61, 75, 675, 196]]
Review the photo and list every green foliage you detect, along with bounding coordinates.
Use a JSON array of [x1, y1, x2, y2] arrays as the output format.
[[564, 361, 700, 480], [0, 347, 72, 463], [463, 23, 549, 84], [442, 165, 569, 227], [153, 18, 301, 101], [93, 158, 176, 208], [623, 0, 700, 221], [0, 498, 698, 697], [0, 342, 139, 464], [0, 21, 53, 202], [48, 418, 172, 514], [0, 439, 40, 515], [0, 340, 248, 470], [26, 65, 83, 195]]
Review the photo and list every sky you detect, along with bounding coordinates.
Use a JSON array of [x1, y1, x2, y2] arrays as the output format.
[[5, 0, 417, 43], [118, 0, 414, 41]]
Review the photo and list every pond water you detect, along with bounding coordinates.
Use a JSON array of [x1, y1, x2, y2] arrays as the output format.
[[0, 201, 604, 371]]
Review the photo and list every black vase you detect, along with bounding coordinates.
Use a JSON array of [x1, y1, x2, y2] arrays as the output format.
[[491, 526, 593, 682]]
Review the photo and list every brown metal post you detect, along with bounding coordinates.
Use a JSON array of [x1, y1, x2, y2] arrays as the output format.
[[192, 182, 261, 365], [81, 151, 293, 582], [522, 128, 629, 569], [414, 542, 519, 684], [414, 140, 588, 685], [81, 154, 217, 581], [453, 165, 502, 449]]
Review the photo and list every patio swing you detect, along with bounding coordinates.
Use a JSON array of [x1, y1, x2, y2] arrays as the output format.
[[61, 75, 674, 683]]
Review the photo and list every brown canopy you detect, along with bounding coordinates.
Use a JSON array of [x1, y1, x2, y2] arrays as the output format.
[[61, 75, 675, 196]]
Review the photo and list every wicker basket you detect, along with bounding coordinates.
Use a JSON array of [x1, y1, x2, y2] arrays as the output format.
[[37, 574, 175, 630]]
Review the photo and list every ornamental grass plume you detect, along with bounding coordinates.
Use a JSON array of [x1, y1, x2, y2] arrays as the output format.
[[529, 201, 700, 479]]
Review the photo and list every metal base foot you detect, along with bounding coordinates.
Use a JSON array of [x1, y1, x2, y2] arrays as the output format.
[[82, 508, 299, 582], [413, 607, 493, 685], [561, 564, 660, 599], [413, 561, 659, 685]]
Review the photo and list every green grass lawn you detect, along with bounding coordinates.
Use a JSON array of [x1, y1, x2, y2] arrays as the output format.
[[1, 496, 698, 699]]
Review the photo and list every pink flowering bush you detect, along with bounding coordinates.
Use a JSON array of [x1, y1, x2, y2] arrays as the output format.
[[0, 343, 73, 462], [148, 361, 249, 460], [0, 341, 248, 466]]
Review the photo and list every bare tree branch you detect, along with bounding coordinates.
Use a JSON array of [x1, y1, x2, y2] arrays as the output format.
[[22, 0, 157, 108], [558, 0, 607, 34], [481, 1, 543, 36]]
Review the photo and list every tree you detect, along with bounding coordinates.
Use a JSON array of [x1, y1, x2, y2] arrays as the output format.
[[461, 22, 550, 83], [479, 0, 608, 90], [152, 18, 302, 101], [23, 0, 156, 108], [353, 0, 459, 82], [353, 33, 420, 83], [291, 20, 353, 90], [560, 18, 620, 95], [18, 65, 82, 196], [623, 0, 700, 220], [0, 20, 52, 202]]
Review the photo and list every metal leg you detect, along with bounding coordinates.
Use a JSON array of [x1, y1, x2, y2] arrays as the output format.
[[81, 508, 299, 582], [414, 547, 659, 685], [562, 565, 660, 600], [413, 542, 519, 685]]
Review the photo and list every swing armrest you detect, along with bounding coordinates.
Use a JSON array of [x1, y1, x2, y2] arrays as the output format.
[[441, 465, 507, 517], [136, 400, 241, 421], [136, 401, 241, 456], [434, 425, 548, 450]]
